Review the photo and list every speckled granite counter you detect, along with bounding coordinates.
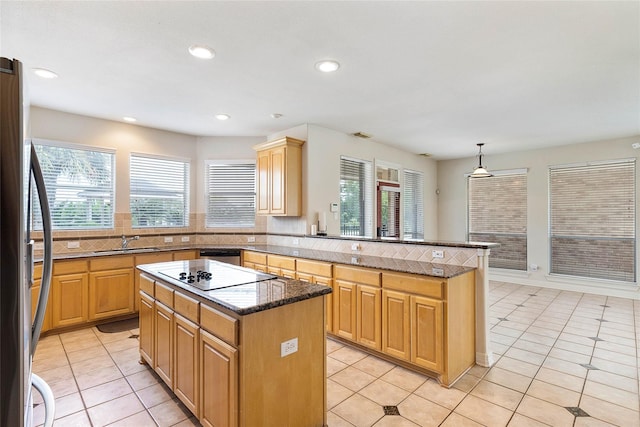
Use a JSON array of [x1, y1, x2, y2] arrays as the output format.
[[137, 259, 331, 315], [242, 245, 475, 278]]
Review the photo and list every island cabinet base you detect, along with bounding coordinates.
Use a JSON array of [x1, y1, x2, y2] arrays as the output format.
[[138, 272, 327, 427]]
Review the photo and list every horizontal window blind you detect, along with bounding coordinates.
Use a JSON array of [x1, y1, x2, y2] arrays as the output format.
[[206, 162, 256, 228], [403, 169, 424, 240], [130, 155, 189, 228], [340, 156, 373, 238], [468, 172, 527, 270], [33, 143, 114, 230], [549, 160, 635, 282]]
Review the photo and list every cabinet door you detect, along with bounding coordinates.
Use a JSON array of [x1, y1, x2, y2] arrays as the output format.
[[51, 273, 89, 328], [410, 296, 443, 372], [382, 290, 410, 361], [89, 268, 134, 320], [134, 253, 173, 311], [173, 250, 198, 261], [315, 276, 333, 333], [31, 279, 52, 333], [269, 146, 286, 214], [200, 329, 238, 427], [333, 280, 356, 340], [256, 150, 270, 214], [154, 301, 174, 387], [139, 291, 154, 366], [356, 285, 381, 350], [174, 313, 200, 416]]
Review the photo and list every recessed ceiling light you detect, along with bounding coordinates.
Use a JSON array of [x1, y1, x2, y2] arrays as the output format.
[[270, 113, 283, 119], [188, 45, 215, 59], [215, 114, 230, 121], [315, 60, 340, 73], [33, 68, 58, 79], [123, 116, 137, 123]]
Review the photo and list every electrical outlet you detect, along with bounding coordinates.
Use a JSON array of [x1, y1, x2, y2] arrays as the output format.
[[280, 337, 298, 357], [247, 236, 256, 243], [181, 236, 190, 242], [351, 243, 361, 251], [164, 236, 173, 243], [432, 268, 444, 276], [293, 238, 299, 245], [432, 250, 444, 259], [351, 256, 360, 265], [67, 241, 80, 249]]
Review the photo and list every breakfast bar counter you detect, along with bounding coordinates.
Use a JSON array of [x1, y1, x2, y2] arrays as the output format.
[[136, 259, 331, 427]]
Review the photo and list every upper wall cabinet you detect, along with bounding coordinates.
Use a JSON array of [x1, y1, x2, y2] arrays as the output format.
[[253, 137, 305, 216]]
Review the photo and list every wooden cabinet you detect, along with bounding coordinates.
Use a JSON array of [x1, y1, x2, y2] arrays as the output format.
[[334, 265, 381, 349], [31, 263, 52, 333], [200, 329, 238, 427], [253, 136, 304, 216], [174, 313, 200, 416], [296, 259, 333, 332], [135, 252, 173, 311], [242, 251, 267, 272], [173, 250, 198, 261], [139, 289, 155, 366], [154, 280, 175, 388], [89, 256, 134, 320], [382, 290, 410, 361], [410, 295, 443, 372], [51, 260, 89, 328], [266, 254, 296, 278]]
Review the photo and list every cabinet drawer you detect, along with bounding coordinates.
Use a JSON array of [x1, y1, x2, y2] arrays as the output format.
[[175, 292, 199, 323], [155, 282, 174, 308], [90, 255, 133, 271], [136, 252, 173, 266], [267, 254, 295, 270], [296, 259, 332, 277], [243, 251, 267, 264], [335, 265, 380, 287], [200, 304, 238, 346], [139, 274, 155, 296], [53, 260, 88, 275], [382, 272, 444, 299]]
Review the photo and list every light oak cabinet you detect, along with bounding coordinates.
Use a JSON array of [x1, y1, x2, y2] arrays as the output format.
[[381, 290, 410, 361], [242, 251, 267, 272], [31, 263, 52, 333], [173, 292, 200, 416], [253, 136, 304, 216], [135, 252, 173, 312], [334, 265, 382, 350], [266, 254, 296, 278], [154, 281, 175, 388], [410, 295, 443, 372], [200, 329, 238, 427], [51, 260, 89, 328], [89, 256, 134, 320], [139, 287, 155, 366], [296, 259, 334, 332]]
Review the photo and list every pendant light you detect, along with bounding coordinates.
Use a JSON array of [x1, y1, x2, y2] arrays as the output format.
[[470, 143, 492, 178]]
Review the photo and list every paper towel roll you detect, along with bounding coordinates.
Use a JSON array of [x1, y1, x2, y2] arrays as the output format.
[[319, 212, 327, 232]]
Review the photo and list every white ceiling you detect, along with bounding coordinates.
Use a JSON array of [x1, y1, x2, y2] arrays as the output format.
[[1, 1, 638, 160]]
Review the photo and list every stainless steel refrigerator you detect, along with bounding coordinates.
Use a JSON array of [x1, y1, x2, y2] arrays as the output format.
[[1, 57, 55, 426]]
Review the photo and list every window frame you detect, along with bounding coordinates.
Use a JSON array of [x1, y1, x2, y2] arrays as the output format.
[[340, 156, 374, 238], [402, 168, 424, 241], [205, 159, 256, 229], [129, 153, 190, 229], [32, 139, 115, 231]]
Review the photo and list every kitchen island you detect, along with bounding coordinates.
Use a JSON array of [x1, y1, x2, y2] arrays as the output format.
[[137, 259, 331, 427]]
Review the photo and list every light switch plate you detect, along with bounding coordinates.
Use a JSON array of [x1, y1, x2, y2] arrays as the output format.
[[432, 250, 444, 259], [164, 237, 173, 243], [247, 236, 256, 243], [181, 236, 190, 242], [67, 241, 80, 249]]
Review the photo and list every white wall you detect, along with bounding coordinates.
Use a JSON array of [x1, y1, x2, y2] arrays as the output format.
[[267, 124, 439, 238], [30, 107, 198, 214], [437, 135, 640, 295]]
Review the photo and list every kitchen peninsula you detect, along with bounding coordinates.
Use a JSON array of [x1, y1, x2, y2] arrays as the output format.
[[136, 259, 331, 427]]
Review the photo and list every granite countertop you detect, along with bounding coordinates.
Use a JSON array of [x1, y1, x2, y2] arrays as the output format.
[[137, 259, 332, 316], [243, 245, 476, 279]]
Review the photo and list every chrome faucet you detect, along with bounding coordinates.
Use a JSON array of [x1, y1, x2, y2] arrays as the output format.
[[121, 235, 139, 249]]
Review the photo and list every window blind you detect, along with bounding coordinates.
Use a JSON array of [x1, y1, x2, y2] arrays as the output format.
[[130, 155, 189, 228], [403, 169, 424, 240], [206, 161, 256, 228], [33, 142, 114, 230], [340, 156, 373, 237], [468, 172, 527, 270], [549, 160, 635, 282]]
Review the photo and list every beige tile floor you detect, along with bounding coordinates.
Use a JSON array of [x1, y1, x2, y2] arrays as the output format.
[[32, 281, 640, 426]]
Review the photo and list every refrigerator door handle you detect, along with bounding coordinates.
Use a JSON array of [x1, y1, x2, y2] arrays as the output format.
[[29, 145, 53, 355]]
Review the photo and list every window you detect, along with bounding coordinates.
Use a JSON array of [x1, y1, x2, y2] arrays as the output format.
[[403, 169, 424, 240], [468, 170, 527, 270], [33, 141, 114, 230], [130, 154, 189, 228], [206, 161, 256, 228], [340, 156, 373, 237], [549, 160, 635, 282]]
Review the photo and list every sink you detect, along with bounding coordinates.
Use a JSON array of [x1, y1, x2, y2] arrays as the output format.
[[92, 247, 161, 255]]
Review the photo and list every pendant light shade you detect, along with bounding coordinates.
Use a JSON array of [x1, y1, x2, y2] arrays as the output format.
[[470, 143, 492, 178]]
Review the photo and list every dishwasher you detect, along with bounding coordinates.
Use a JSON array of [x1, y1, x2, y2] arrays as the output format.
[[199, 248, 242, 266]]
